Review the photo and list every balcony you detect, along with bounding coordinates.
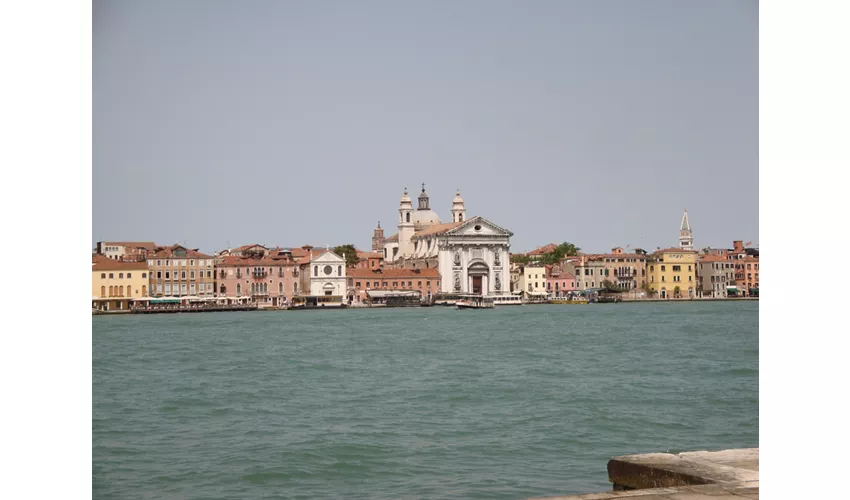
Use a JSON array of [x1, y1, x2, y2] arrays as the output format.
[[236, 272, 243, 279], [252, 270, 267, 278]]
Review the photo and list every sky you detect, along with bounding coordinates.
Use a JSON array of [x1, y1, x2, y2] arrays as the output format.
[[93, 0, 758, 254]]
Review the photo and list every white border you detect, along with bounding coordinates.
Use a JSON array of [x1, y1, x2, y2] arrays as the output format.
[[1, 1, 91, 498]]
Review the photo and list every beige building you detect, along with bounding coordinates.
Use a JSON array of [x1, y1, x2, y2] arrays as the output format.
[[698, 255, 736, 298], [147, 244, 215, 297], [519, 265, 547, 297], [92, 254, 150, 310], [95, 241, 157, 261], [646, 248, 699, 298]]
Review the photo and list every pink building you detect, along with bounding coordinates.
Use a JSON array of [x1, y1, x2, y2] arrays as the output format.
[[215, 255, 300, 307], [545, 265, 577, 297]]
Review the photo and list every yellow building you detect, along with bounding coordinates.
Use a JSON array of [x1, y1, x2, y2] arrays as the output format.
[[645, 248, 698, 298], [92, 255, 151, 311], [519, 265, 548, 300]]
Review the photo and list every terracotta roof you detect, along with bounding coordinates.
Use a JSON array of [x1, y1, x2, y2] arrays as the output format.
[[216, 255, 296, 267], [384, 233, 399, 243], [101, 241, 157, 250], [92, 254, 149, 271], [357, 251, 382, 259], [699, 255, 734, 263], [151, 244, 213, 259], [348, 268, 441, 279], [654, 248, 698, 254], [410, 221, 463, 240], [528, 243, 558, 255]]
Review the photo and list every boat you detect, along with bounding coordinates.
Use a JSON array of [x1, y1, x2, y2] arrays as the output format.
[[548, 293, 589, 305], [455, 295, 495, 309], [493, 295, 523, 306]]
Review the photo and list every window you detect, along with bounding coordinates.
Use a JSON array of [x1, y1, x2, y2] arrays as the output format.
[[661, 266, 666, 272], [157, 260, 161, 266], [672, 266, 680, 271], [142, 285, 147, 296], [199, 283, 205, 292], [408, 281, 412, 287], [689, 275, 692, 281], [109, 273, 114, 279], [418, 281, 422, 287], [688, 265, 692, 271], [393, 282, 398, 287], [374, 281, 379, 288], [356, 282, 361, 288], [237, 283, 241, 295], [190, 260, 194, 266], [338, 266, 342, 276], [100, 286, 105, 297], [156, 284, 163, 293], [314, 266, 318, 276], [190, 284, 196, 294], [406, 212, 410, 223], [100, 273, 105, 279], [127, 273, 132, 278], [661, 276, 665, 282], [181, 271, 186, 279], [348, 278, 353, 286], [165, 271, 170, 279], [191, 271, 195, 279], [142, 273, 147, 278]]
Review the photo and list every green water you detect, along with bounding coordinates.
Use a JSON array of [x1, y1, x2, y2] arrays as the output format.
[[93, 302, 758, 499]]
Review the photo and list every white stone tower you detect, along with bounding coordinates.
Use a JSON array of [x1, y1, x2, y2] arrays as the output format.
[[451, 189, 466, 223], [398, 188, 414, 257], [679, 209, 693, 251]]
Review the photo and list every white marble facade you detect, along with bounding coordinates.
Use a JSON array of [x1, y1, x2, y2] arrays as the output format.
[[433, 217, 513, 296], [309, 250, 347, 296]]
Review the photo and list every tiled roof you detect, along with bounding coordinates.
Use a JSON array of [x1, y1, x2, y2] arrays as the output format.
[[216, 255, 296, 267], [411, 221, 463, 240], [348, 268, 441, 278], [92, 254, 149, 271], [101, 241, 157, 250], [384, 233, 399, 242], [654, 248, 698, 254], [527, 243, 558, 255], [151, 244, 213, 259], [356, 251, 382, 259]]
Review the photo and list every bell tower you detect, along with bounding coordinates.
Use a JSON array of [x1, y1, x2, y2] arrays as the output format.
[[451, 189, 466, 223], [679, 209, 693, 251], [398, 188, 414, 257], [371, 221, 384, 252]]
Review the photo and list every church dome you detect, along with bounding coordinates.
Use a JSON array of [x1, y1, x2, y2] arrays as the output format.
[[412, 209, 441, 229]]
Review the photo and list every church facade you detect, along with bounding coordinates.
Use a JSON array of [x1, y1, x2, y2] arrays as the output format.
[[376, 185, 513, 296]]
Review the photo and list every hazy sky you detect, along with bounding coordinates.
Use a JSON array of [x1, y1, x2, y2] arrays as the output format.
[[93, 0, 758, 254]]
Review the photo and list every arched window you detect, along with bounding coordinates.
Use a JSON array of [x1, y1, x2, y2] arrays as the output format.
[[141, 285, 147, 296], [119, 285, 124, 296], [406, 212, 410, 223], [219, 285, 226, 294], [279, 282, 283, 294], [100, 273, 105, 279], [100, 286, 105, 297], [109, 273, 114, 279], [459, 214, 463, 222], [108, 286, 113, 297], [236, 283, 241, 295], [119, 273, 124, 279]]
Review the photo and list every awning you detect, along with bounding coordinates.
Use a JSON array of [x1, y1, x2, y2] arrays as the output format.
[[132, 297, 152, 301], [726, 286, 738, 290], [526, 291, 549, 296], [150, 298, 180, 304]]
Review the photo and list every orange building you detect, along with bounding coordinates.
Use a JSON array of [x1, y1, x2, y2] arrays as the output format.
[[347, 268, 441, 304]]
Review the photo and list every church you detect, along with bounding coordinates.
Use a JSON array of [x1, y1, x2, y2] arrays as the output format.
[[373, 185, 514, 296]]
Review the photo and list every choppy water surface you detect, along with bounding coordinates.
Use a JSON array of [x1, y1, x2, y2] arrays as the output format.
[[93, 302, 758, 499]]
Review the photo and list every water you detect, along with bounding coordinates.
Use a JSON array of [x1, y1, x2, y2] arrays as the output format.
[[93, 302, 759, 499]]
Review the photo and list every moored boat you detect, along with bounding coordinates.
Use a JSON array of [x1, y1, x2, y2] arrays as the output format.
[[455, 295, 495, 309]]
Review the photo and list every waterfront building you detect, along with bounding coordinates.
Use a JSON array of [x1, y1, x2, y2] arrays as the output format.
[[573, 257, 607, 291], [381, 185, 513, 296], [545, 265, 577, 297], [679, 210, 694, 251], [645, 248, 699, 298], [309, 250, 347, 298], [216, 244, 269, 258], [596, 247, 648, 291], [519, 265, 547, 297], [215, 254, 298, 307], [347, 268, 441, 304], [95, 241, 157, 261], [697, 255, 736, 298], [92, 254, 150, 310], [147, 244, 215, 297]]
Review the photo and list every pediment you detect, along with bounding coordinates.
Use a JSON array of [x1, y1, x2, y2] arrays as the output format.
[[312, 251, 345, 263], [446, 216, 513, 237]]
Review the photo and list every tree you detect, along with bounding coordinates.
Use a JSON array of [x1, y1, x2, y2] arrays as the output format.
[[673, 285, 681, 298], [601, 279, 620, 291], [333, 244, 360, 267]]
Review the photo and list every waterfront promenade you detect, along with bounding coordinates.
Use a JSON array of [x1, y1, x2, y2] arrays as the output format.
[[530, 448, 758, 499]]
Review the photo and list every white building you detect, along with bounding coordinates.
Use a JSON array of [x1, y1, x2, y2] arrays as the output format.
[[679, 210, 694, 251], [309, 250, 347, 297], [382, 185, 513, 296]]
